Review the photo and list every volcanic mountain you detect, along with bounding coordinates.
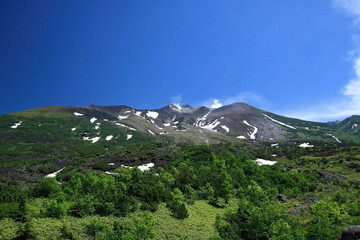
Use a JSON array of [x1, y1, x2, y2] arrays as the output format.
[[1, 102, 360, 163]]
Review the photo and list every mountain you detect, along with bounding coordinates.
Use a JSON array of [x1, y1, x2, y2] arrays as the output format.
[[332, 115, 360, 136], [1, 102, 360, 168]]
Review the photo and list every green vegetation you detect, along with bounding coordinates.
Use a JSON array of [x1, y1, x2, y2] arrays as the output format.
[[0, 143, 359, 239]]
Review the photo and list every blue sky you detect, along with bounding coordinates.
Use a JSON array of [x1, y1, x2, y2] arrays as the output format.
[[1, 0, 360, 121]]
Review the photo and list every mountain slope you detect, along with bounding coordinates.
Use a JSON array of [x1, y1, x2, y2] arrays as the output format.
[[1, 102, 360, 168]]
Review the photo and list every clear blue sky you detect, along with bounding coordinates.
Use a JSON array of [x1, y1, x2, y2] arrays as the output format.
[[1, 0, 359, 121]]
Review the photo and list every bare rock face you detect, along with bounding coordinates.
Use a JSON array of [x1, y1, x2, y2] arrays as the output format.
[[341, 226, 360, 240]]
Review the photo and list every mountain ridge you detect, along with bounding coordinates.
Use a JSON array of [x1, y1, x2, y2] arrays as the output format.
[[2, 102, 359, 145]]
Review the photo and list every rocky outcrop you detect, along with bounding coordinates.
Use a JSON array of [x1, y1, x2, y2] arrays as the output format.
[[340, 226, 360, 240], [275, 194, 289, 203]]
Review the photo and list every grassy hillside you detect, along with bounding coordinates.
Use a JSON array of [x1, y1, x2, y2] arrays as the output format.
[[0, 106, 157, 168]]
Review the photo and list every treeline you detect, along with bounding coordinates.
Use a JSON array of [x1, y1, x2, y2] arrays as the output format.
[[0, 145, 359, 239]]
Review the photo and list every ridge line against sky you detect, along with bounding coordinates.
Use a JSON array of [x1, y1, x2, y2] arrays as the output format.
[[1, 1, 360, 122]]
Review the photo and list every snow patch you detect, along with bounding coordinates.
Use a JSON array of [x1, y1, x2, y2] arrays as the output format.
[[106, 135, 113, 141], [71, 128, 76, 131], [195, 110, 212, 128], [271, 143, 279, 147], [83, 136, 101, 143], [254, 159, 277, 166], [221, 125, 230, 133], [237, 136, 246, 139], [118, 115, 129, 120], [45, 168, 65, 178], [115, 123, 136, 131], [11, 121, 22, 129], [95, 125, 100, 130], [352, 123, 358, 129], [135, 111, 142, 116], [148, 130, 155, 135], [120, 163, 155, 172], [164, 123, 171, 127], [243, 120, 258, 139], [262, 114, 296, 129], [146, 111, 159, 119], [108, 163, 115, 166], [327, 134, 342, 143], [74, 112, 83, 116], [90, 117, 97, 123], [138, 163, 155, 171], [299, 143, 314, 148], [126, 134, 132, 140], [201, 119, 221, 131]]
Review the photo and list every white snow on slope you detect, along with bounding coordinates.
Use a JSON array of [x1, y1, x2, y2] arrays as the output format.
[[154, 124, 163, 130], [255, 159, 277, 166], [95, 125, 100, 130], [237, 136, 246, 139], [352, 124, 358, 129], [115, 123, 136, 131], [83, 136, 101, 143], [327, 134, 342, 143], [108, 163, 115, 166], [221, 125, 230, 133], [45, 168, 65, 178], [243, 120, 258, 139], [299, 143, 314, 148], [90, 117, 97, 123], [148, 130, 155, 135], [135, 111, 142, 116], [201, 119, 221, 131], [11, 121, 22, 129], [271, 143, 279, 147], [146, 111, 159, 119], [126, 134, 133, 140], [74, 112, 83, 116], [118, 115, 129, 120], [120, 163, 154, 172], [164, 123, 171, 127], [106, 135, 113, 141], [71, 128, 76, 131], [124, 111, 131, 114], [138, 163, 155, 171], [195, 110, 212, 128], [262, 114, 296, 129]]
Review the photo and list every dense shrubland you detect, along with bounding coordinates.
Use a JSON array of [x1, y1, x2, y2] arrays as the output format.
[[0, 144, 359, 239]]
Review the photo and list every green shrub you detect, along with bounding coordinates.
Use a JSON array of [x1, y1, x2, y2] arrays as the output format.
[[38, 165, 58, 174]]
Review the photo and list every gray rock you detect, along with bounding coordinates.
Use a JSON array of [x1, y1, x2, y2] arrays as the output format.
[[341, 226, 360, 240], [275, 194, 289, 203]]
